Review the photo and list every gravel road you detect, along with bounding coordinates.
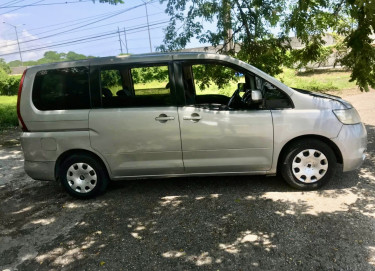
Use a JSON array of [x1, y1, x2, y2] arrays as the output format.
[[0, 91, 374, 271]]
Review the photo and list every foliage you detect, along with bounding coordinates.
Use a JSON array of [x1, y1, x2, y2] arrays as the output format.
[[0, 58, 11, 74], [0, 63, 20, 95], [8, 51, 95, 67], [132, 66, 169, 84], [101, 70, 122, 88], [153, 0, 375, 92], [101, 66, 170, 88], [192, 64, 240, 90]]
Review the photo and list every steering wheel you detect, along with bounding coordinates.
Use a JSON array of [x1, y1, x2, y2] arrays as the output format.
[[227, 88, 242, 108]]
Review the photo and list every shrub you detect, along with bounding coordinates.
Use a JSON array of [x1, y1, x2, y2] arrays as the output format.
[[0, 70, 21, 96]]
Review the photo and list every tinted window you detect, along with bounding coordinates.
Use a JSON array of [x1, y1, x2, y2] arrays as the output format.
[[32, 67, 90, 110], [100, 65, 174, 108], [262, 81, 293, 109], [183, 63, 250, 109]]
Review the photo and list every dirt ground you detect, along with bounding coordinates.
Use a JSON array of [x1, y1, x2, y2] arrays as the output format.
[[1, 90, 375, 271]]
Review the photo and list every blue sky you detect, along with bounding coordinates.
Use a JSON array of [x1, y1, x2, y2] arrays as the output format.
[[0, 0, 206, 62]]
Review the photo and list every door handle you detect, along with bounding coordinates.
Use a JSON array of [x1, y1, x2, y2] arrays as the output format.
[[155, 114, 175, 123], [183, 113, 202, 122]]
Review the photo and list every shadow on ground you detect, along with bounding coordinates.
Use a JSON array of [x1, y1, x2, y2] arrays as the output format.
[[0, 125, 374, 271]]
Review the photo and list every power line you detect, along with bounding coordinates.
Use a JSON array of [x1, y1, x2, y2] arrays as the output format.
[[1, 17, 168, 51], [1, 29, 118, 53], [0, 0, 91, 9], [19, 11, 164, 41], [0, 8, 154, 46], [25, 8, 134, 32], [0, 21, 169, 57], [1, 2, 153, 48], [0, 0, 26, 8], [0, 32, 119, 57], [1, 21, 168, 54], [0, 0, 44, 15]]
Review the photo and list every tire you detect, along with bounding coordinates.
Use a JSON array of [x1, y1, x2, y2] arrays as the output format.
[[280, 139, 337, 190], [59, 154, 109, 199]]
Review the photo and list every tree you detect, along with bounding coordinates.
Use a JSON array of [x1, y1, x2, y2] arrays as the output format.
[[7, 51, 95, 67], [150, 0, 374, 92], [0, 58, 11, 74]]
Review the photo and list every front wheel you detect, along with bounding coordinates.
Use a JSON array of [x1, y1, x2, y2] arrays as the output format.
[[280, 139, 337, 190], [59, 154, 109, 199]]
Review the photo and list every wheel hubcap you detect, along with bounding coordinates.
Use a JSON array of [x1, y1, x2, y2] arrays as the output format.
[[292, 149, 328, 183], [66, 163, 97, 193]]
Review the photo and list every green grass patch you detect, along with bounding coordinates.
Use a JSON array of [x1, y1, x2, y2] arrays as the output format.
[[276, 68, 356, 92], [0, 96, 18, 130]]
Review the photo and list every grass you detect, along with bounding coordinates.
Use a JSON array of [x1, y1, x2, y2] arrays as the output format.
[[0, 95, 18, 130], [276, 68, 357, 92]]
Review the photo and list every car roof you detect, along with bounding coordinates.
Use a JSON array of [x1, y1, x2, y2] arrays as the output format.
[[26, 52, 236, 70]]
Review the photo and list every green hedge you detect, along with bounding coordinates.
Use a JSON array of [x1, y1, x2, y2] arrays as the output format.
[[0, 71, 21, 96]]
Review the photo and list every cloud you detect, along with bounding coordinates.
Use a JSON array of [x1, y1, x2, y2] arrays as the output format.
[[0, 28, 49, 63], [1, 13, 22, 19]]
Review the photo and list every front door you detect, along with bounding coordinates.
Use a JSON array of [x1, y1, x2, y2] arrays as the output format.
[[89, 63, 183, 178], [177, 61, 273, 173]]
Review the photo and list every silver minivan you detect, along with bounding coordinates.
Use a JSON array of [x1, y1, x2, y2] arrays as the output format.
[[17, 53, 367, 198]]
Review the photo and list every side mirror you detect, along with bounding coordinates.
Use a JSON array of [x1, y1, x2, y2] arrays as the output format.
[[251, 90, 263, 102]]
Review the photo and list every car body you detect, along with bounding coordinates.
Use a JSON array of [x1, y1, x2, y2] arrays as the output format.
[[17, 52, 367, 198]]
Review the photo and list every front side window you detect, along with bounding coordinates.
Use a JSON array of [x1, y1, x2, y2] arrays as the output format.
[[183, 63, 259, 110], [100, 64, 174, 108], [32, 67, 90, 111], [182, 62, 293, 110]]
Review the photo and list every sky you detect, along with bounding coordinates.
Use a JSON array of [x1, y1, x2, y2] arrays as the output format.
[[0, 0, 206, 63]]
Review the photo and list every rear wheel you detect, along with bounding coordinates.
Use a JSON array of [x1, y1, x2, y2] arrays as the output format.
[[59, 154, 109, 199], [280, 139, 336, 190]]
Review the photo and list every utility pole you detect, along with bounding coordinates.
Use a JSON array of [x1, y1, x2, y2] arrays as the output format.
[[144, 1, 152, 52], [123, 27, 129, 54], [3, 22, 23, 66], [117, 26, 123, 54]]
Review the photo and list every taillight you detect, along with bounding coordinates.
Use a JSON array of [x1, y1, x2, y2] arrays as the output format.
[[17, 69, 28, 132]]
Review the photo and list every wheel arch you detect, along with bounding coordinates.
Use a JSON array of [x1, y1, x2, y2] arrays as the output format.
[[55, 149, 111, 181], [276, 134, 343, 172]]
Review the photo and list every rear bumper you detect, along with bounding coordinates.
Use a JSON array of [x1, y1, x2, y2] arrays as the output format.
[[24, 160, 55, 181], [332, 123, 367, 172]]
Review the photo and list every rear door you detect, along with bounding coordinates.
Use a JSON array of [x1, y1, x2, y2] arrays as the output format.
[[175, 61, 274, 173], [89, 62, 183, 178]]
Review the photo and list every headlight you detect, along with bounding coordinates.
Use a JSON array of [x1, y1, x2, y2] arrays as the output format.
[[333, 108, 361, 124]]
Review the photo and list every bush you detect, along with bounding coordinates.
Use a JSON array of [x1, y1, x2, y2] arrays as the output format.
[[0, 70, 21, 95]]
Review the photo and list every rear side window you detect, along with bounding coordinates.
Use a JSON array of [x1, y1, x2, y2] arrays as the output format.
[[100, 64, 174, 108], [32, 67, 90, 110]]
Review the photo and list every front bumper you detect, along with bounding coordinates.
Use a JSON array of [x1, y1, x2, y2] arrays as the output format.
[[332, 123, 367, 172]]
